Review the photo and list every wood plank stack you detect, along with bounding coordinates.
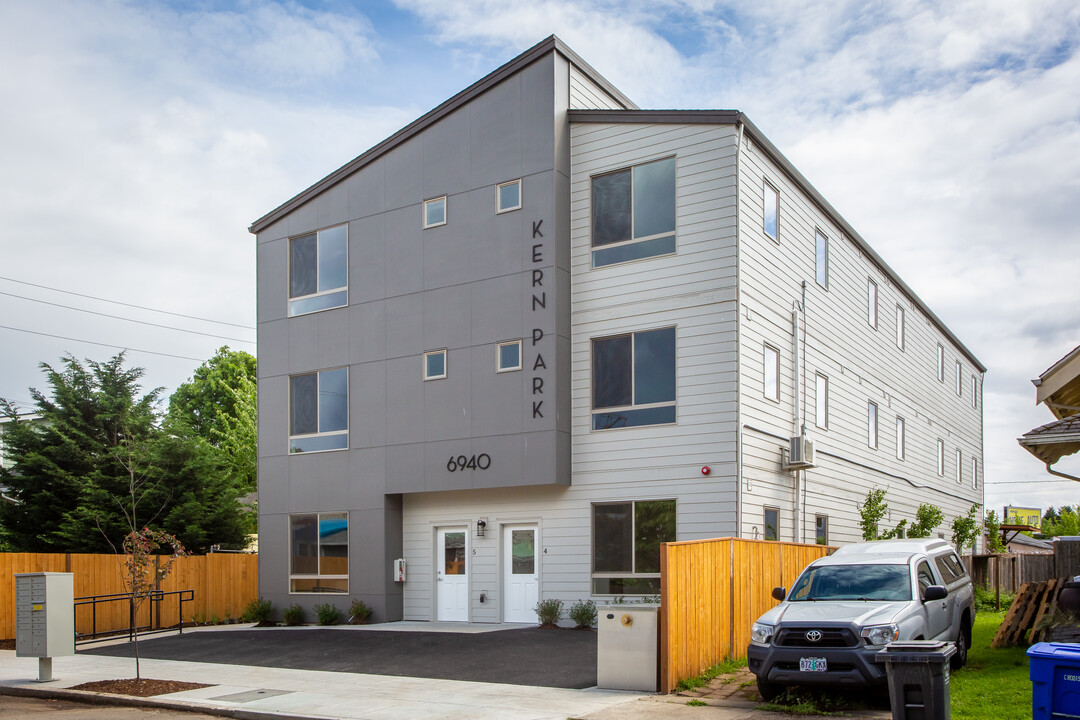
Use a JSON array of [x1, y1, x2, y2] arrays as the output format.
[[991, 578, 1064, 648]]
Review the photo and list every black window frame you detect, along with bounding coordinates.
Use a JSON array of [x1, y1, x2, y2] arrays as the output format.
[[591, 326, 677, 430], [590, 156, 677, 268], [591, 499, 676, 595]]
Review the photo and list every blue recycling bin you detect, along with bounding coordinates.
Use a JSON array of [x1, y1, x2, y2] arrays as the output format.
[[1028, 642, 1080, 720]]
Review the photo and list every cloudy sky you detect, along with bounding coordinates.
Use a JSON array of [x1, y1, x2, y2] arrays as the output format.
[[2, 0, 1078, 513]]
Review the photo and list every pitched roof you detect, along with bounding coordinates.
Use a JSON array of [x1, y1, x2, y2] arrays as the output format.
[[1019, 414, 1080, 464], [249, 35, 634, 235]]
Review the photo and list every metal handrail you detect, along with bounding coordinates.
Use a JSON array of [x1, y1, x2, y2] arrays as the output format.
[[73, 589, 194, 645]]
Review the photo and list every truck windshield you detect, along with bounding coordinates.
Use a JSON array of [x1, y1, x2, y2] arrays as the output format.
[[789, 564, 912, 601]]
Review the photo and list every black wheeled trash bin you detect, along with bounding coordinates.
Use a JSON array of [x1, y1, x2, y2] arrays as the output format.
[[875, 640, 957, 720]]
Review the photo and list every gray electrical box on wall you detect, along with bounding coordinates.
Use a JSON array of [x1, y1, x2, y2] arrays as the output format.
[[15, 572, 75, 681]]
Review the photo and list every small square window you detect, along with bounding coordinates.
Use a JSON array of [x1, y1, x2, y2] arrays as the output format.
[[764, 507, 779, 541], [424, 349, 447, 380], [497, 340, 522, 372], [423, 196, 447, 228], [815, 231, 829, 288], [764, 344, 780, 401], [763, 180, 779, 242], [497, 180, 522, 214]]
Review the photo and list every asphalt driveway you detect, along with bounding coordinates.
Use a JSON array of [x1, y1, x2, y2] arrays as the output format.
[[82, 626, 598, 689]]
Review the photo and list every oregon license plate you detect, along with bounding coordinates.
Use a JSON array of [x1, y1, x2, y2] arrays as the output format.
[[800, 657, 827, 672]]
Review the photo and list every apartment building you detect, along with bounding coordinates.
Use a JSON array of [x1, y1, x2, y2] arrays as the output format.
[[249, 37, 985, 623]]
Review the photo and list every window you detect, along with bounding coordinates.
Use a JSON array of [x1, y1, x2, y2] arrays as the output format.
[[289, 225, 347, 316], [497, 340, 522, 372], [955, 449, 962, 483], [497, 179, 522, 214], [917, 561, 936, 596], [289, 368, 348, 453], [937, 439, 945, 476], [592, 499, 675, 594], [290, 512, 348, 593], [896, 417, 905, 460], [591, 157, 676, 267], [868, 279, 878, 328], [868, 402, 878, 449], [955, 361, 963, 396], [424, 349, 447, 380], [592, 327, 676, 430], [816, 515, 828, 545], [937, 345, 945, 382], [764, 344, 780, 401], [764, 507, 779, 541], [815, 373, 829, 429], [971, 376, 978, 409], [763, 180, 779, 241], [895, 305, 905, 350], [972, 457, 978, 489], [815, 231, 829, 288], [423, 196, 447, 228]]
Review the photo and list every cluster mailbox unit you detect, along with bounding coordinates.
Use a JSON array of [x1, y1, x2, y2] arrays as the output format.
[[14, 572, 75, 681]]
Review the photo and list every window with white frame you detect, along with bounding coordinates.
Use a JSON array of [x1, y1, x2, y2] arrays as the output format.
[[972, 457, 978, 489], [815, 230, 829, 288], [591, 157, 676, 267], [895, 305, 905, 350], [289, 368, 348, 453], [955, 361, 963, 396], [816, 515, 828, 545], [868, 401, 878, 449], [815, 373, 829, 429], [896, 417, 906, 460], [289, 225, 347, 317], [763, 180, 779, 241], [290, 512, 348, 593], [764, 507, 779, 541], [937, 439, 945, 476], [592, 499, 675, 594], [937, 344, 945, 382], [868, 279, 878, 328], [424, 349, 447, 380], [592, 327, 676, 429], [496, 179, 522, 214], [971, 376, 978, 409], [423, 196, 447, 228], [764, 344, 780, 401], [497, 340, 522, 372], [955, 449, 962, 483]]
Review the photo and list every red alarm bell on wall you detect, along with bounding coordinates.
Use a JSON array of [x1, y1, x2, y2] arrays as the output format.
[[701, 466, 711, 475]]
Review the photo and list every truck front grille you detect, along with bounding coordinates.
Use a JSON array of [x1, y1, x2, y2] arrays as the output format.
[[774, 628, 857, 647]]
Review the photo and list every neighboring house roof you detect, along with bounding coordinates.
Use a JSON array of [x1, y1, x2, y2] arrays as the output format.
[[1033, 344, 1080, 419], [1019, 415, 1080, 465], [1008, 533, 1053, 551], [248, 35, 635, 235]]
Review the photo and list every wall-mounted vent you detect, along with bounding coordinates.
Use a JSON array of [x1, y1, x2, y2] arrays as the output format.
[[784, 436, 816, 470]]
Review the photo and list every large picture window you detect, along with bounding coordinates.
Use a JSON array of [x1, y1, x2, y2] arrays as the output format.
[[591, 157, 676, 267], [592, 327, 676, 430], [289, 225, 347, 316], [290, 512, 348, 593], [290, 368, 348, 453], [592, 499, 676, 594]]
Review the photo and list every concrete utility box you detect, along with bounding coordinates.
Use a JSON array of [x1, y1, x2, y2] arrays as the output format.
[[15, 572, 75, 681], [597, 604, 659, 692]]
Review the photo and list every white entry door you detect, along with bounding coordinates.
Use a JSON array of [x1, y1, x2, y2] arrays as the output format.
[[503, 524, 539, 623], [436, 527, 468, 622]]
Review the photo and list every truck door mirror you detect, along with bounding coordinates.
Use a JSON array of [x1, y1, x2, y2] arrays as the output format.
[[772, 587, 787, 601], [923, 585, 947, 602]]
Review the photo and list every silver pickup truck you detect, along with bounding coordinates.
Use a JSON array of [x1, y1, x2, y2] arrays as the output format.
[[747, 538, 974, 700]]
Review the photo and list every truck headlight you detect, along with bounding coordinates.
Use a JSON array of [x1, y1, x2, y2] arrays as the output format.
[[751, 622, 774, 645], [861, 624, 899, 646]]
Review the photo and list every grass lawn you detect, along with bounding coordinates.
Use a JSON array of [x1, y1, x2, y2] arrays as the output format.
[[951, 611, 1031, 720]]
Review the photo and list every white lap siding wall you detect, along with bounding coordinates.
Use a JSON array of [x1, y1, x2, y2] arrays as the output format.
[[735, 131, 984, 547]]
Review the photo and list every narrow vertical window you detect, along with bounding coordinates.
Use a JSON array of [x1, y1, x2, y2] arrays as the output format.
[[496, 179, 522, 214], [764, 344, 780, 401], [815, 373, 829, 429], [972, 457, 978, 489], [937, 439, 945, 476], [971, 376, 978, 409], [815, 515, 828, 545], [868, 402, 878, 449], [815, 231, 828, 288], [895, 305, 905, 350], [955, 449, 962, 483], [763, 181, 779, 242], [867, 279, 878, 328], [896, 417, 905, 460], [937, 345, 945, 382], [955, 361, 963, 396], [764, 507, 779, 541], [424, 349, 447, 380], [423, 196, 447, 228]]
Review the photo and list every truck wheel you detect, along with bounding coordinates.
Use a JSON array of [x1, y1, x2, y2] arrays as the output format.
[[951, 620, 969, 670], [756, 677, 784, 701]]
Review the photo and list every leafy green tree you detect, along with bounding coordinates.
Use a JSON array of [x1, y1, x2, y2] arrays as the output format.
[[908, 504, 946, 539], [859, 488, 890, 540], [985, 510, 1005, 553], [859, 489, 942, 540], [1043, 506, 1080, 537], [951, 504, 982, 553]]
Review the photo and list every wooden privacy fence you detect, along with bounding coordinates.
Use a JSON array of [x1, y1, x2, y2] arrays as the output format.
[[660, 537, 832, 693], [968, 539, 1080, 593], [1, 553, 258, 640]]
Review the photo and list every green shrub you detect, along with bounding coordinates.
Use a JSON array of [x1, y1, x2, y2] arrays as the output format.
[[535, 598, 564, 627], [349, 598, 373, 624], [241, 597, 274, 623], [568, 599, 598, 629], [314, 603, 342, 626], [974, 585, 1015, 613], [282, 603, 305, 626]]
